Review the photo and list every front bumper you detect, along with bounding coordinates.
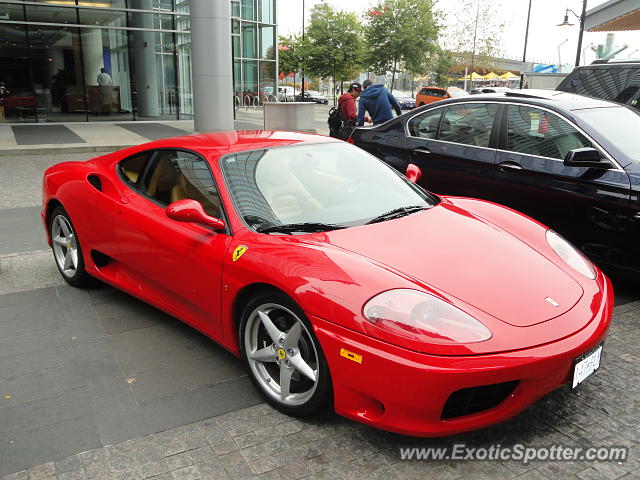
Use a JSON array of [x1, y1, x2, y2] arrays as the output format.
[[311, 276, 613, 437]]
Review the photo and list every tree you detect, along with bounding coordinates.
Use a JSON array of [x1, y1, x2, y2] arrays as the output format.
[[364, 0, 439, 92], [433, 48, 454, 87], [303, 3, 365, 102], [278, 34, 304, 77], [441, 0, 505, 76]]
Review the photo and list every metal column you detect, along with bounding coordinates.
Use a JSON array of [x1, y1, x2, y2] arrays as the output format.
[[190, 0, 234, 132]]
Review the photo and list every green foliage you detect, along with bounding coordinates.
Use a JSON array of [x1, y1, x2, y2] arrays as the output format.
[[278, 34, 304, 76], [303, 3, 365, 81], [434, 48, 454, 87], [364, 0, 439, 89]]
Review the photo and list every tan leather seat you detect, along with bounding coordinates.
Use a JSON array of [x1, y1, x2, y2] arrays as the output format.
[[256, 157, 321, 222], [146, 154, 178, 198]]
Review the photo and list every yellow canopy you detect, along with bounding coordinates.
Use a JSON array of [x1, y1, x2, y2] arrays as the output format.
[[457, 72, 485, 81], [483, 72, 499, 79], [499, 71, 519, 79]]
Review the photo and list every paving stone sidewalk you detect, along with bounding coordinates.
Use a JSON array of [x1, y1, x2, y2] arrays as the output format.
[[3, 302, 640, 480]]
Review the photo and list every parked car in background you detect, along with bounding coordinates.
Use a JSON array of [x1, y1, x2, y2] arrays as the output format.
[[349, 89, 640, 279], [557, 60, 640, 111], [471, 86, 511, 95], [277, 86, 295, 102], [396, 96, 417, 110], [295, 90, 328, 104], [415, 86, 468, 107]]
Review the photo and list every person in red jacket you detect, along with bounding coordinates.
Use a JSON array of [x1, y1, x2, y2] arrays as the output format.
[[338, 82, 370, 126]]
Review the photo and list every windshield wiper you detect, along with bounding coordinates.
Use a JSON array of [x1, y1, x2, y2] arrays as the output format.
[[365, 205, 428, 225], [256, 222, 347, 234]]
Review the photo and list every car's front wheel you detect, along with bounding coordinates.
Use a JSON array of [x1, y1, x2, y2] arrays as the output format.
[[49, 206, 92, 287], [239, 290, 332, 417]]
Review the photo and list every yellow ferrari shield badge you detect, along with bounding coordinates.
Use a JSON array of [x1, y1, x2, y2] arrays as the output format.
[[277, 348, 287, 360], [232, 245, 248, 262]]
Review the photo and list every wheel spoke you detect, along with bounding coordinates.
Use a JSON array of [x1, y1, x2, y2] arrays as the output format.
[[53, 236, 67, 246], [284, 321, 302, 348], [70, 249, 78, 269], [59, 219, 71, 237], [63, 251, 72, 270], [249, 345, 277, 363], [258, 309, 283, 344], [280, 364, 293, 400], [289, 354, 317, 383]]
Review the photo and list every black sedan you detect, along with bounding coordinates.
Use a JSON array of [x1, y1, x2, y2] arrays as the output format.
[[295, 90, 328, 104], [349, 90, 640, 279]]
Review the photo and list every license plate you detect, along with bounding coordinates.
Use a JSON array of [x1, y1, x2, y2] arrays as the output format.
[[572, 344, 603, 389]]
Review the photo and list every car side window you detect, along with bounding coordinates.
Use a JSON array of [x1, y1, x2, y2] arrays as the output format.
[[507, 105, 592, 160], [118, 151, 153, 185], [143, 150, 223, 218], [439, 103, 498, 147], [407, 107, 443, 139]]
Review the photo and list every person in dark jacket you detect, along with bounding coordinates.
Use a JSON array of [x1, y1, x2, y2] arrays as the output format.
[[357, 79, 402, 126]]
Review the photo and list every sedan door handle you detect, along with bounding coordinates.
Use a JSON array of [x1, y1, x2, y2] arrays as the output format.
[[412, 147, 431, 155], [498, 161, 523, 171]]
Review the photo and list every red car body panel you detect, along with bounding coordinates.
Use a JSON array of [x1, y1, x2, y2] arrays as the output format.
[[41, 130, 613, 437]]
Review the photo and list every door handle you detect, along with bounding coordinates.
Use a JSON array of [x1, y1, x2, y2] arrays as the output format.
[[498, 161, 523, 171], [412, 147, 431, 155]]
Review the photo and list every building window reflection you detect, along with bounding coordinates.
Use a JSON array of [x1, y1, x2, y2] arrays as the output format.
[[0, 0, 277, 123]]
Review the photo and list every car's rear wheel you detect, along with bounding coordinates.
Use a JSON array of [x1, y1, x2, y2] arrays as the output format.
[[50, 206, 92, 287], [418, 102, 425, 107], [239, 290, 332, 417]]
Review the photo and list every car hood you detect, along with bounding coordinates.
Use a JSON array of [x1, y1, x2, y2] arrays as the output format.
[[322, 202, 584, 328]]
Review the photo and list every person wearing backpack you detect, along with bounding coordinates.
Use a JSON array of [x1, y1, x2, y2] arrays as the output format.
[[328, 82, 370, 140]]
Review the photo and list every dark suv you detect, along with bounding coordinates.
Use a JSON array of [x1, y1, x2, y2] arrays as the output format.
[[557, 60, 640, 110]]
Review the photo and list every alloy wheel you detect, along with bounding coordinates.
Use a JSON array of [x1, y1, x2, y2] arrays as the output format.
[[244, 303, 319, 406]]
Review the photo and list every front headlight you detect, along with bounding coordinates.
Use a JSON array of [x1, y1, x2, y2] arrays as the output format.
[[545, 230, 596, 279], [362, 289, 492, 344]]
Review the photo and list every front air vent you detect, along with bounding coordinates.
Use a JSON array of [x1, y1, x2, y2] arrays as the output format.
[[442, 381, 519, 419], [87, 174, 102, 191]]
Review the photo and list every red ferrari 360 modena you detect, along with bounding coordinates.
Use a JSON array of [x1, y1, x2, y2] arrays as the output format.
[[41, 130, 613, 437]]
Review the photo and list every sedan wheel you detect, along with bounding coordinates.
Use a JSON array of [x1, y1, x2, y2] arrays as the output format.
[[240, 292, 331, 416], [49, 206, 91, 287]]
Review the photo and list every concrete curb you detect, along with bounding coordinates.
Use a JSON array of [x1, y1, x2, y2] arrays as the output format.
[[0, 144, 136, 156]]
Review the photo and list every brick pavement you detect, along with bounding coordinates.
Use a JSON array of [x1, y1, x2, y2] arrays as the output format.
[[2, 300, 639, 480]]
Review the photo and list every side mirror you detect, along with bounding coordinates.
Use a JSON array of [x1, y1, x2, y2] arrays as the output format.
[[166, 199, 225, 231], [563, 148, 612, 169], [406, 163, 422, 183]]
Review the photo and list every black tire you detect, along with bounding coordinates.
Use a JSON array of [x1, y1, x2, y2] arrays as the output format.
[[49, 205, 92, 287], [239, 289, 332, 417], [418, 102, 425, 107]]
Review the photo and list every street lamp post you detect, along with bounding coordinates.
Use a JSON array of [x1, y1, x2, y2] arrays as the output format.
[[520, 0, 533, 89], [301, 0, 305, 101], [557, 0, 588, 66]]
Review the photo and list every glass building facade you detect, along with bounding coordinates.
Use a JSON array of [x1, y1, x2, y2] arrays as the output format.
[[0, 0, 276, 123]]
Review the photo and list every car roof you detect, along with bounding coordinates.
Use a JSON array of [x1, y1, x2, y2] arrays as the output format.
[[441, 89, 618, 111], [111, 130, 338, 161]]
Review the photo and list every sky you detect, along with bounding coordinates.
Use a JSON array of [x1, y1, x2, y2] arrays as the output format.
[[277, 0, 640, 66]]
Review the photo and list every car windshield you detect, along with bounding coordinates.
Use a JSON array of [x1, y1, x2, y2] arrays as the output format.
[[575, 106, 640, 163], [221, 142, 437, 232]]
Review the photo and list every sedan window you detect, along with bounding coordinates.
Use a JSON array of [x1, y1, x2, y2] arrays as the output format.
[[439, 103, 498, 147], [407, 107, 443, 139], [507, 105, 592, 160]]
